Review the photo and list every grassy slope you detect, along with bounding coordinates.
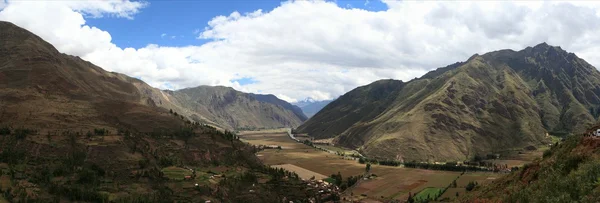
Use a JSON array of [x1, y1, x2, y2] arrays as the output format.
[[465, 135, 600, 202], [299, 43, 600, 162]]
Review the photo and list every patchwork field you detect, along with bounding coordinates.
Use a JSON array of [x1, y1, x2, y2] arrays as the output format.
[[436, 172, 502, 201], [239, 131, 505, 202]]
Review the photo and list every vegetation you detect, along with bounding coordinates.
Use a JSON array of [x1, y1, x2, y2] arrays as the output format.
[[358, 158, 494, 172], [327, 172, 362, 191], [412, 187, 445, 202], [467, 135, 600, 202]]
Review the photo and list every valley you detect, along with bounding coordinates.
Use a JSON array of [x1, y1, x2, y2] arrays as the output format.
[[238, 129, 525, 202], [1, 2, 600, 201]]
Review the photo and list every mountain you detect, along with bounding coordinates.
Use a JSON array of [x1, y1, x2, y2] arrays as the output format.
[[0, 21, 185, 132], [297, 43, 600, 162], [164, 86, 306, 130], [293, 98, 333, 118], [248, 93, 307, 121], [0, 21, 316, 202], [465, 132, 600, 202]]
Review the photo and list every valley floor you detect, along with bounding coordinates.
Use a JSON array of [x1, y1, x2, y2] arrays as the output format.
[[238, 129, 521, 202]]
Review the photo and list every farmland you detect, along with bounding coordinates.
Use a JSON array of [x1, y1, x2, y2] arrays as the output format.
[[414, 187, 444, 201], [272, 164, 327, 180], [239, 130, 506, 202]]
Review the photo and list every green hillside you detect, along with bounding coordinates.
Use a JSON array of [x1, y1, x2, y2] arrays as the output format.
[[298, 43, 600, 162]]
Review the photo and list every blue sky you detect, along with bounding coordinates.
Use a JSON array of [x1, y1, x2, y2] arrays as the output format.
[[86, 0, 388, 49]]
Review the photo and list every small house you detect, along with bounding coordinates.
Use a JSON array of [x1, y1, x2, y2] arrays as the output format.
[[184, 176, 192, 180]]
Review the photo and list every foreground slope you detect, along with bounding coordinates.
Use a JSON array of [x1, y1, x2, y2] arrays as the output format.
[[465, 133, 600, 202], [0, 21, 315, 202], [298, 43, 600, 161]]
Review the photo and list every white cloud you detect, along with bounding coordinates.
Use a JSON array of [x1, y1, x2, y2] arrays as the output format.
[[161, 33, 166, 38], [2, 1, 600, 102]]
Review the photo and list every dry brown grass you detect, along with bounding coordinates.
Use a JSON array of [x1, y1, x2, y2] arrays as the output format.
[[271, 164, 327, 180]]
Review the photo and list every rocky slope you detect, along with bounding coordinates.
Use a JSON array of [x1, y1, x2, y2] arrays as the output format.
[[165, 86, 306, 130], [298, 43, 600, 161]]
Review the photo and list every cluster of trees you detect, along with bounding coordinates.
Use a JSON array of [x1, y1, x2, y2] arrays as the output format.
[[260, 166, 300, 180], [302, 139, 314, 147], [328, 172, 362, 191], [404, 161, 491, 172], [358, 157, 492, 172], [93, 128, 109, 136], [0, 127, 36, 139]]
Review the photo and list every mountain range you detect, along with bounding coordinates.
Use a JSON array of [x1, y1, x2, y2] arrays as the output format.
[[0, 20, 305, 132], [292, 98, 333, 118], [298, 42, 600, 162]]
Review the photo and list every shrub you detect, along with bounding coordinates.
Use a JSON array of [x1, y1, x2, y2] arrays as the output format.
[[0, 126, 10, 135], [466, 181, 476, 191]]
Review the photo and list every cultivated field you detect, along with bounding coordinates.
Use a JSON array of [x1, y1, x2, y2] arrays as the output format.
[[239, 131, 504, 202], [272, 164, 327, 180]]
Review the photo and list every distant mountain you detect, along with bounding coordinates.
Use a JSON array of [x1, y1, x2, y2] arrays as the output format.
[[165, 86, 306, 130], [298, 43, 600, 162], [293, 98, 333, 118], [249, 93, 307, 121]]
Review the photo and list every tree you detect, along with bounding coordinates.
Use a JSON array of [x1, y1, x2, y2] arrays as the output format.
[[366, 163, 371, 173], [407, 192, 414, 203], [466, 181, 476, 191]]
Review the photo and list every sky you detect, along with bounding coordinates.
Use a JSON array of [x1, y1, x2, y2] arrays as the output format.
[[2, 0, 600, 102]]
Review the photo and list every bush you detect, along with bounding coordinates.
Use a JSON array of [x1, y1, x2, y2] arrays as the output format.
[[93, 128, 108, 136], [0, 126, 10, 135], [543, 149, 553, 158], [139, 159, 150, 169], [466, 181, 477, 191], [14, 128, 35, 140]]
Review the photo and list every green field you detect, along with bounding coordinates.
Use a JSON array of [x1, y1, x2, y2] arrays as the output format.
[[414, 187, 444, 201], [323, 177, 336, 184], [161, 166, 193, 180]]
